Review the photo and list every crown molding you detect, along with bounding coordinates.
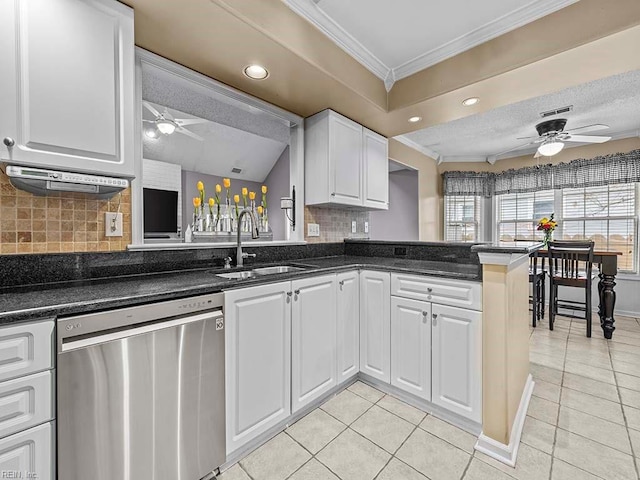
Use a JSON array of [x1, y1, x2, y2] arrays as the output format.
[[392, 0, 579, 80], [393, 135, 441, 162], [284, 0, 577, 89], [283, 0, 392, 88]]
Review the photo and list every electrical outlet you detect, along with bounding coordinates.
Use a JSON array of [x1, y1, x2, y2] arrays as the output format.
[[364, 221, 369, 234], [351, 220, 357, 233], [105, 212, 123, 237], [307, 223, 320, 237]]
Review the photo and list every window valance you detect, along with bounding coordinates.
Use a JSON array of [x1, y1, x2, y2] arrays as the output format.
[[442, 149, 640, 196]]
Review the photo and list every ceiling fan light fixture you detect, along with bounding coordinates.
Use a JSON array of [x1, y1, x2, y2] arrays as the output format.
[[156, 119, 177, 135], [462, 97, 480, 107], [538, 139, 565, 157], [243, 64, 269, 80], [144, 127, 159, 139]]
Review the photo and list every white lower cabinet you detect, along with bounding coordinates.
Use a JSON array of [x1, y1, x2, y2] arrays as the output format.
[[431, 303, 482, 423], [390, 297, 431, 401], [0, 422, 54, 480], [336, 271, 359, 383], [291, 275, 337, 413], [225, 282, 292, 454], [359, 271, 391, 383]]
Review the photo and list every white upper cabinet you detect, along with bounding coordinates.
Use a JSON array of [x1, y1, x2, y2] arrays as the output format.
[[224, 282, 292, 454], [431, 303, 482, 423], [359, 270, 391, 382], [291, 275, 337, 413], [0, 0, 135, 177], [390, 297, 431, 401], [363, 128, 389, 209], [305, 110, 388, 209], [336, 271, 359, 383]]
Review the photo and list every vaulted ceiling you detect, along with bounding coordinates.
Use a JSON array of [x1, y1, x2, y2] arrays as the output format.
[[122, 0, 640, 156]]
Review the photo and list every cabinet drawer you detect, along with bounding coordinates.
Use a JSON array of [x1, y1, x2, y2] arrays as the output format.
[[0, 422, 53, 480], [391, 274, 482, 311], [0, 371, 54, 440], [0, 320, 54, 382]]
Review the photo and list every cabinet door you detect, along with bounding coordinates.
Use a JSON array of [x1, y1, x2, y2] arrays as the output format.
[[336, 271, 359, 383], [0, 422, 53, 480], [359, 271, 391, 382], [363, 128, 389, 209], [390, 297, 431, 401], [432, 304, 482, 423], [329, 113, 363, 206], [291, 275, 337, 413], [0, 0, 135, 177], [225, 282, 291, 454]]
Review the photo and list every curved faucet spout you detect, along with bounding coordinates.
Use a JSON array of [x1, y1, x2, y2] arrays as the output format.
[[236, 209, 260, 266]]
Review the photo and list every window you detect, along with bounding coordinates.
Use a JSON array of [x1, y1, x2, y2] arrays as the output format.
[[561, 183, 637, 272], [497, 190, 555, 242], [445, 195, 481, 242]]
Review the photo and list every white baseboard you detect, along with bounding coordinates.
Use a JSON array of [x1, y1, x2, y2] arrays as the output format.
[[474, 374, 534, 467]]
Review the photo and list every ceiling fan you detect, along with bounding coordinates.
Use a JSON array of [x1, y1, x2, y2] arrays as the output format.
[[495, 119, 612, 159], [143, 101, 207, 141]]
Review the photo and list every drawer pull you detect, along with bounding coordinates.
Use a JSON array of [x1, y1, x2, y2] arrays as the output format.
[[427, 287, 433, 293]]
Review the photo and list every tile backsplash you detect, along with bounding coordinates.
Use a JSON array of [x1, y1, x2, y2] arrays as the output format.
[[304, 206, 369, 243], [0, 170, 131, 254]]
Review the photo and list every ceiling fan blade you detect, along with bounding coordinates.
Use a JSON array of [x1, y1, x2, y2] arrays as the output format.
[[176, 127, 204, 141], [175, 118, 209, 126], [494, 141, 538, 157], [564, 134, 611, 143], [142, 101, 161, 117], [142, 119, 155, 124], [516, 135, 538, 140], [564, 124, 609, 135]]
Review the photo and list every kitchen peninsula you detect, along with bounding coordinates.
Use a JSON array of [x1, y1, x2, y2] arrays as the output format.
[[0, 239, 540, 471]]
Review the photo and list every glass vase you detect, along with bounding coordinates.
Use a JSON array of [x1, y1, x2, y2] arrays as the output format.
[[543, 230, 553, 247], [261, 207, 269, 233]]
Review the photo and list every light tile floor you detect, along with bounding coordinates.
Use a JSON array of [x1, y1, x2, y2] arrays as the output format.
[[220, 313, 640, 480]]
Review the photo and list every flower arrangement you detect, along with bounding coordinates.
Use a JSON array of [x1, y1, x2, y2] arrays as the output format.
[[192, 178, 269, 234], [537, 213, 557, 246]]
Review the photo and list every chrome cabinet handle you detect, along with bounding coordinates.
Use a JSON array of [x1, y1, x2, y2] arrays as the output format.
[[286, 291, 292, 303], [3, 137, 15, 147], [294, 289, 300, 295], [432, 313, 438, 326], [427, 287, 433, 293], [339, 280, 345, 289], [422, 311, 428, 323]]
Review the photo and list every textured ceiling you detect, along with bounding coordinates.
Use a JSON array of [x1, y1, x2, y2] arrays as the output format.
[[142, 102, 287, 182], [401, 69, 640, 162]]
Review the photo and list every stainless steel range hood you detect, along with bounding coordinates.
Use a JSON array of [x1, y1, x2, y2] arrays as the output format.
[[5, 165, 129, 199]]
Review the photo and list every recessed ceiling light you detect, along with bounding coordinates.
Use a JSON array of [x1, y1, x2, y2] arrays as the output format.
[[243, 64, 269, 80], [462, 97, 480, 106], [408, 116, 422, 123]]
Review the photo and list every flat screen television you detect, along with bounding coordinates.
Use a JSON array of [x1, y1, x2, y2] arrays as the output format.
[[144, 188, 178, 238]]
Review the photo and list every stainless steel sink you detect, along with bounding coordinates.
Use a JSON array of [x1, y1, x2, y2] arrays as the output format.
[[216, 271, 259, 280], [253, 265, 307, 275]]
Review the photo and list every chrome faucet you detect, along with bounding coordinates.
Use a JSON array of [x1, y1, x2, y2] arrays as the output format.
[[236, 209, 260, 267]]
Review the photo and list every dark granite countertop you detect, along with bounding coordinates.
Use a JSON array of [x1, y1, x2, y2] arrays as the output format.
[[0, 255, 480, 326], [470, 241, 544, 255]]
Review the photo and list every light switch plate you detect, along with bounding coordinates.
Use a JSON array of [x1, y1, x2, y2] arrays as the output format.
[[105, 212, 123, 237], [364, 221, 369, 234], [307, 223, 320, 237], [351, 221, 357, 233]]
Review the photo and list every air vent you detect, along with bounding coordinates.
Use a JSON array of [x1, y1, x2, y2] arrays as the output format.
[[231, 167, 242, 174], [540, 105, 573, 118]]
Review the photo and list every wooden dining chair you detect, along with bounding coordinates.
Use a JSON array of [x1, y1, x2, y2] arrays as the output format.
[[547, 240, 595, 337], [529, 253, 546, 327]]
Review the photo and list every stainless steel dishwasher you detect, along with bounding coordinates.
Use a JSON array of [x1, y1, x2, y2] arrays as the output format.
[[57, 293, 225, 480]]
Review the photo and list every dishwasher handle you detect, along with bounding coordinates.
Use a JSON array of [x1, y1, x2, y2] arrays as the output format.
[[59, 309, 223, 353]]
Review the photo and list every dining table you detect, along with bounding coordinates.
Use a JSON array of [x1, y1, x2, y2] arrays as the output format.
[[535, 249, 622, 339]]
